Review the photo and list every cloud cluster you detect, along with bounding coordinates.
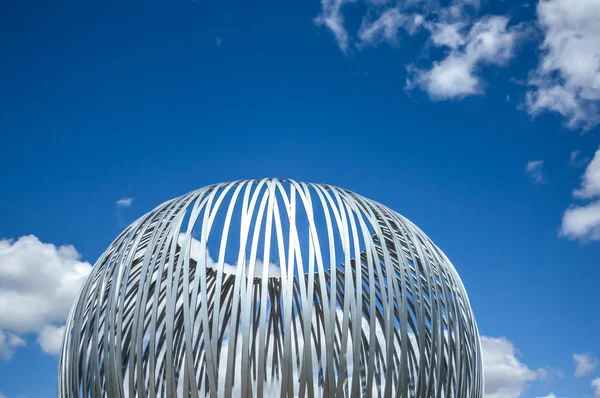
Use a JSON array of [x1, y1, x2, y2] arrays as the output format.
[[0, 235, 92, 358], [561, 148, 600, 241], [315, 0, 600, 129], [316, 0, 523, 100], [525, 0, 600, 130]]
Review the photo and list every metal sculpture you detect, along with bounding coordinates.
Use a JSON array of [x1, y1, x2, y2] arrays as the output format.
[[58, 179, 483, 397]]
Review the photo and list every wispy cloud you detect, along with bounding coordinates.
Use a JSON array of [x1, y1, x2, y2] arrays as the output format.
[[314, 0, 353, 53], [570, 150, 590, 167], [592, 378, 600, 398], [357, 8, 423, 48], [216, 36, 222, 47], [526, 160, 545, 184], [574, 353, 598, 377], [116, 197, 134, 208]]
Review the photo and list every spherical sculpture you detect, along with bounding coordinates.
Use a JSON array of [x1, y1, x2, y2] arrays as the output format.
[[59, 179, 482, 397]]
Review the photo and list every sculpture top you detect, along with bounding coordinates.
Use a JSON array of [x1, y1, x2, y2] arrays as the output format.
[[59, 178, 483, 397]]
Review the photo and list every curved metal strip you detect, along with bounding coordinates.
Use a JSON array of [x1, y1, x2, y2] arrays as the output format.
[[58, 178, 483, 398]]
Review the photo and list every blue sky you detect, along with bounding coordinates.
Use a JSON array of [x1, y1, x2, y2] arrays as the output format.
[[0, 0, 599, 397]]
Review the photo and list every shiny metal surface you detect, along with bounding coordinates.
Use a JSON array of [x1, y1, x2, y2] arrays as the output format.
[[58, 178, 483, 397]]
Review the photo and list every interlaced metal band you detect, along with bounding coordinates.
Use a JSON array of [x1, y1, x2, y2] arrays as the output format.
[[58, 179, 483, 397]]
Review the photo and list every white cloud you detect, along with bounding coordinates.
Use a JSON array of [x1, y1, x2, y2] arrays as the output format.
[[592, 378, 600, 398], [410, 16, 521, 100], [526, 160, 545, 184], [573, 148, 600, 199], [561, 149, 600, 241], [0, 392, 6, 398], [315, 0, 522, 98], [37, 325, 65, 355], [116, 197, 134, 207], [573, 353, 598, 377], [0, 235, 92, 357], [560, 200, 600, 241], [481, 336, 543, 398], [358, 8, 423, 47], [525, 0, 600, 130], [314, 0, 353, 53], [0, 330, 26, 360], [428, 20, 467, 49], [536, 394, 560, 398], [313, 0, 600, 121]]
